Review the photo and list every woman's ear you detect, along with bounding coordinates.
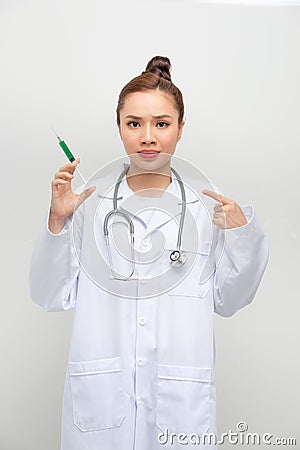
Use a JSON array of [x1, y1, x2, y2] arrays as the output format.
[[176, 119, 185, 142]]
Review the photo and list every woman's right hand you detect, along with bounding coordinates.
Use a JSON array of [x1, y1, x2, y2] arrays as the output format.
[[49, 158, 96, 234]]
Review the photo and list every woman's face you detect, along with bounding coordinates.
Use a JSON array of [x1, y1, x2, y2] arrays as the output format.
[[118, 90, 184, 172]]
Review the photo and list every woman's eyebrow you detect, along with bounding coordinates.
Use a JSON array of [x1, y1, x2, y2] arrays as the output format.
[[153, 114, 173, 119], [124, 115, 142, 119], [124, 114, 173, 119]]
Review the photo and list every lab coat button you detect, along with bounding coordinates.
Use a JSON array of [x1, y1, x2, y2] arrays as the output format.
[[140, 276, 146, 284], [137, 358, 144, 366], [142, 238, 150, 247], [136, 396, 142, 406], [138, 317, 146, 326]]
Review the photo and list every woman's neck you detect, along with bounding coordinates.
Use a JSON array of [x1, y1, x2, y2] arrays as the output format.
[[126, 164, 172, 197]]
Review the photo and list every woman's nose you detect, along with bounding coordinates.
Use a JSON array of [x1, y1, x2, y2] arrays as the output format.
[[140, 124, 156, 145]]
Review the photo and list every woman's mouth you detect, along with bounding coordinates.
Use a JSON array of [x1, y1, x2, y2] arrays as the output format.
[[137, 150, 160, 159]]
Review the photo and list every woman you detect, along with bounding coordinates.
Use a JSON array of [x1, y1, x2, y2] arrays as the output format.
[[30, 56, 269, 450]]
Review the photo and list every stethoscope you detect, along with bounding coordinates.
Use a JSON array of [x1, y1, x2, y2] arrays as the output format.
[[103, 165, 187, 280]]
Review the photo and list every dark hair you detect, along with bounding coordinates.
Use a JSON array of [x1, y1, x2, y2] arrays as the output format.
[[116, 56, 184, 127]]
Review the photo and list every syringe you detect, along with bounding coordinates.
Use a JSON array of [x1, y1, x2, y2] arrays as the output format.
[[51, 127, 86, 184]]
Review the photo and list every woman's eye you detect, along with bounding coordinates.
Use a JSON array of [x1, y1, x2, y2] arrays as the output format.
[[157, 122, 169, 128], [128, 121, 140, 128]]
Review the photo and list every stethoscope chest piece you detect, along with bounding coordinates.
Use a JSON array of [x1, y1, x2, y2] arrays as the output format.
[[170, 250, 187, 265]]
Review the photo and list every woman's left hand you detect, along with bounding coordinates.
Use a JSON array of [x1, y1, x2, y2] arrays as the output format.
[[202, 190, 247, 229]]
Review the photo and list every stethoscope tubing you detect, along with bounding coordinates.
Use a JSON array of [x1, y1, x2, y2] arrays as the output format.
[[103, 165, 187, 279]]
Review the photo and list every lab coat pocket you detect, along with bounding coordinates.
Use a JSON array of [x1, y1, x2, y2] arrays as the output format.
[[156, 364, 212, 435], [69, 356, 126, 432], [166, 277, 209, 298]]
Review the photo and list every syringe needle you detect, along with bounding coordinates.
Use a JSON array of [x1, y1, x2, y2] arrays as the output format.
[[50, 125, 60, 140]]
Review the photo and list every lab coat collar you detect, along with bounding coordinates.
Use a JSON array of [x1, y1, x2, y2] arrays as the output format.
[[96, 161, 201, 232], [120, 168, 181, 232]]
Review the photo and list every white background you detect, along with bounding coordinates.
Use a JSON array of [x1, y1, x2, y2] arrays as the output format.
[[0, 0, 299, 448]]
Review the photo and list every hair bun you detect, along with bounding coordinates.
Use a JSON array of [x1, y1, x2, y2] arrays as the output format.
[[143, 56, 172, 82]]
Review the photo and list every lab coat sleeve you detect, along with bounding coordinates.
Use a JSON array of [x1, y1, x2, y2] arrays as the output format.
[[29, 204, 84, 312], [213, 205, 269, 317]]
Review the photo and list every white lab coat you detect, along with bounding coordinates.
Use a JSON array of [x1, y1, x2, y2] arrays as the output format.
[[29, 161, 269, 450]]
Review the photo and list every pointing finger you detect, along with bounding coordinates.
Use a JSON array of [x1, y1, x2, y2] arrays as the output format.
[[202, 189, 231, 205]]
